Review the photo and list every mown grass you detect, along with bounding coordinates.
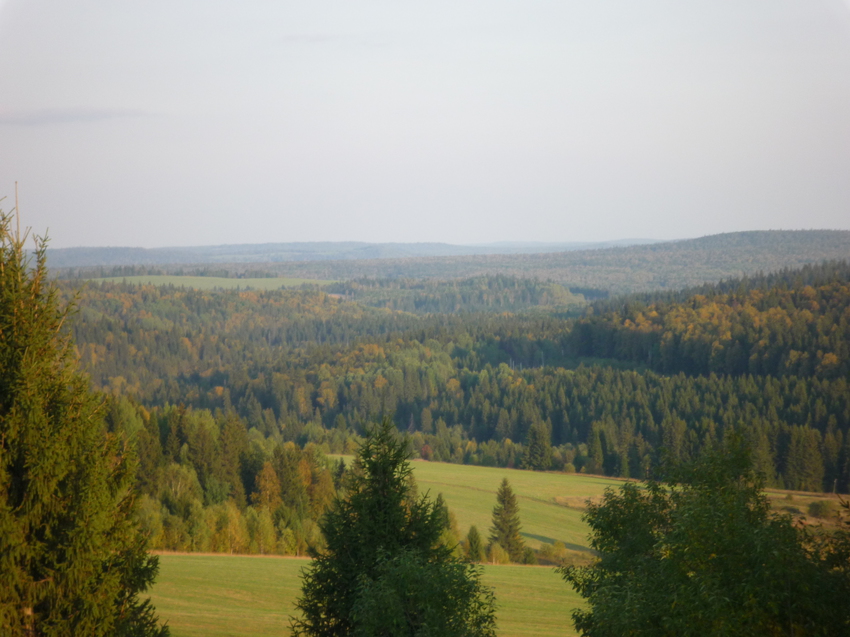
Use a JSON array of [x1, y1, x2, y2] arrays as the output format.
[[147, 462, 602, 636], [89, 275, 334, 290], [146, 461, 840, 635], [149, 555, 304, 637], [148, 554, 581, 637], [326, 456, 620, 551], [406, 461, 618, 552]]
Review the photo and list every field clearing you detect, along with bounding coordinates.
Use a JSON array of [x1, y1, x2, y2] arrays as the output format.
[[148, 554, 581, 637], [403, 461, 844, 545], [405, 461, 619, 551], [88, 275, 334, 290], [146, 463, 840, 635]]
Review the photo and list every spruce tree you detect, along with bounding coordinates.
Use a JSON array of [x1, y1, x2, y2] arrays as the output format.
[[466, 525, 485, 562], [291, 419, 496, 637], [523, 420, 553, 471], [489, 478, 525, 562], [0, 214, 167, 636]]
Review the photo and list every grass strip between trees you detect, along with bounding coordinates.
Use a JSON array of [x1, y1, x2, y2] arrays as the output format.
[[148, 554, 582, 637]]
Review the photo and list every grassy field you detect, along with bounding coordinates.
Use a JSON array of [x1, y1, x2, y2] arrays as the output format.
[[408, 461, 618, 552], [148, 554, 582, 637], [145, 461, 840, 635], [89, 275, 334, 290], [147, 462, 604, 636]]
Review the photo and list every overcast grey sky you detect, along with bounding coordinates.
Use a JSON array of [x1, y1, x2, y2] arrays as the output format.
[[1, 0, 849, 248]]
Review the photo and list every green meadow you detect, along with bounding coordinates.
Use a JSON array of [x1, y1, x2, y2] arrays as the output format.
[[408, 461, 619, 552], [144, 462, 837, 635], [147, 462, 612, 635], [89, 275, 334, 290], [149, 554, 582, 637]]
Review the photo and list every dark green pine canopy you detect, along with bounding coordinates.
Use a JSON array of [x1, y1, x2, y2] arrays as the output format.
[[0, 213, 167, 637], [489, 477, 525, 563]]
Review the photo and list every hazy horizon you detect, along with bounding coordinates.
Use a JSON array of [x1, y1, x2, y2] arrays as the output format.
[[47, 236, 662, 251], [2, 1, 850, 249]]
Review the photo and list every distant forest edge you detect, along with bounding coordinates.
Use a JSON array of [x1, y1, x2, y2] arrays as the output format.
[[57, 230, 850, 296], [88, 275, 336, 291], [65, 259, 850, 501]]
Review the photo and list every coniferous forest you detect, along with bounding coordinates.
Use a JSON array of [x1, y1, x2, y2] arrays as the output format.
[[49, 258, 850, 556]]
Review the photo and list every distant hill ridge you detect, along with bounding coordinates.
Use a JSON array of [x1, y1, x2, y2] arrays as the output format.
[[57, 230, 850, 296], [234, 230, 850, 295], [46, 238, 657, 268]]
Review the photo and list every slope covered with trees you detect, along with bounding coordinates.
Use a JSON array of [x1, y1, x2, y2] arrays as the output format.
[[61, 260, 850, 506], [571, 260, 850, 378]]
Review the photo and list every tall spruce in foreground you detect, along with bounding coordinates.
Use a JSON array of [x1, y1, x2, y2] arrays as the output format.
[[291, 419, 496, 637], [489, 478, 525, 563], [0, 214, 167, 636]]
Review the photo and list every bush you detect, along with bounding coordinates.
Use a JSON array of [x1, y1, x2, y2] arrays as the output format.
[[487, 542, 511, 565], [808, 499, 838, 519], [522, 547, 539, 565]]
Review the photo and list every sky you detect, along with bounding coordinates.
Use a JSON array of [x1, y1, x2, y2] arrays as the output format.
[[1, 1, 849, 249]]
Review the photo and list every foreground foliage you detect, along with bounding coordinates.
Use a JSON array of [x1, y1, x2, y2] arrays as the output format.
[[561, 442, 850, 636], [291, 419, 496, 637], [0, 214, 167, 636]]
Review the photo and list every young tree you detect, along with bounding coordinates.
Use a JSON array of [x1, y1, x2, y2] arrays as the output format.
[[489, 478, 525, 562], [290, 419, 496, 637], [466, 525, 485, 563], [0, 214, 168, 636], [561, 440, 850, 637]]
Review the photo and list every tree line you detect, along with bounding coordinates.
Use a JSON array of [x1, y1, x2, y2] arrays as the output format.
[[324, 275, 584, 314]]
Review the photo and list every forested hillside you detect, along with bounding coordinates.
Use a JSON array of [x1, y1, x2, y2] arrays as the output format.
[[324, 275, 586, 314], [572, 263, 850, 379], [58, 258, 850, 560], [67, 258, 849, 484]]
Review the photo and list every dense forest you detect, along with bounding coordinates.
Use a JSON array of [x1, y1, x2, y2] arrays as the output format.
[[57, 258, 850, 556], [324, 275, 586, 314], [571, 262, 850, 378]]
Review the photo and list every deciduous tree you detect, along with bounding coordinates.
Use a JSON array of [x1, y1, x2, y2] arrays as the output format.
[[561, 440, 850, 637]]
